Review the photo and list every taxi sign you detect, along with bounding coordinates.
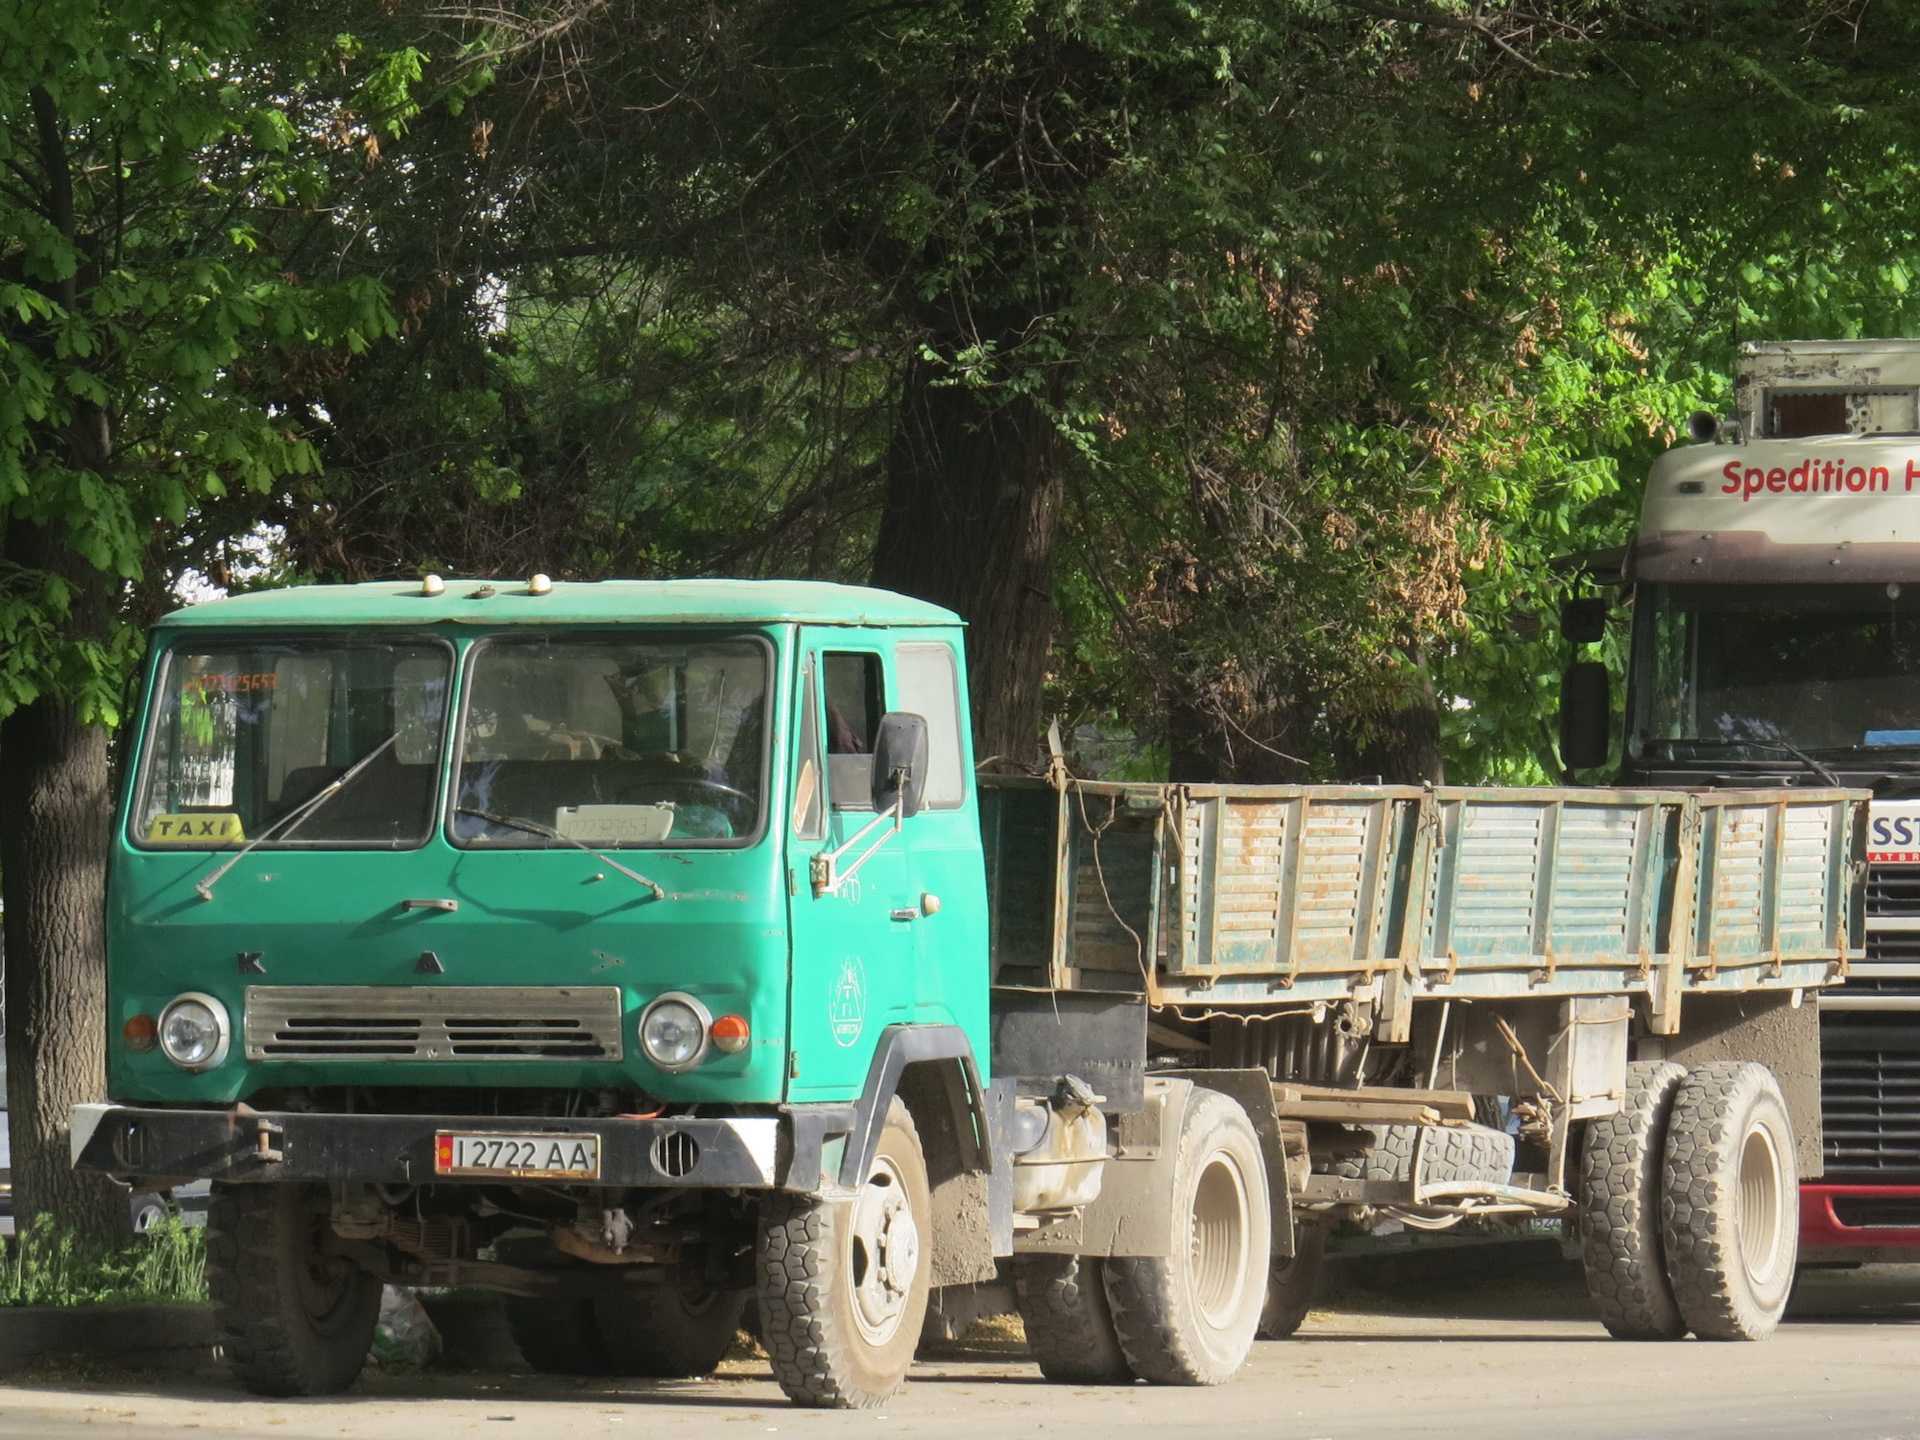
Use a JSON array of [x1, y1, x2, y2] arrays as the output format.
[[146, 813, 246, 845]]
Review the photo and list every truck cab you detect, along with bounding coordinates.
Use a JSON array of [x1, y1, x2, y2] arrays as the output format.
[[1575, 340, 1920, 1260], [75, 579, 1000, 1403]]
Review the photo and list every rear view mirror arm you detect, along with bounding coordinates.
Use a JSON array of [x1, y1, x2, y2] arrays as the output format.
[[809, 799, 903, 898]]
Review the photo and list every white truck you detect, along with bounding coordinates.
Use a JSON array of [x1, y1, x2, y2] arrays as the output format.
[[1564, 338, 1920, 1264]]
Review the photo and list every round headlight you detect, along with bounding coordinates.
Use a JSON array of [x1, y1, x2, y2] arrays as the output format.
[[157, 993, 230, 1071], [640, 993, 710, 1072]]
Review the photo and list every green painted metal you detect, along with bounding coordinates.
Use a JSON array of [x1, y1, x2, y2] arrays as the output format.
[[157, 578, 963, 631], [104, 595, 988, 1114], [980, 777, 1865, 1022]]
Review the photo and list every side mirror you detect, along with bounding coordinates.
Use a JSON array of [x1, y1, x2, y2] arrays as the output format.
[[1560, 596, 1609, 645], [1560, 661, 1611, 773], [871, 712, 929, 818]]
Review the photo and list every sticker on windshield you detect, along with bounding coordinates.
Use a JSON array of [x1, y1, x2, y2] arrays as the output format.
[[146, 813, 247, 845], [829, 956, 866, 1048]]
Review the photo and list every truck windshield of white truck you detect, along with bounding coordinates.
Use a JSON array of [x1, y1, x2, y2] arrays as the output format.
[[1632, 581, 1920, 758]]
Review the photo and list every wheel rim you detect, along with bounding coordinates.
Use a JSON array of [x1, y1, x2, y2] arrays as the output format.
[[1738, 1120, 1786, 1287], [1188, 1148, 1251, 1329], [848, 1154, 921, 1346]]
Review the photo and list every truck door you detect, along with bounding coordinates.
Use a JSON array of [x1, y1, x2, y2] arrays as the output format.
[[783, 633, 920, 1101], [891, 637, 989, 1045]]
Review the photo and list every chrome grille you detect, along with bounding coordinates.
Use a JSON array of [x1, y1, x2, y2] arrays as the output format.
[[1821, 861, 1920, 1177], [244, 986, 623, 1062]]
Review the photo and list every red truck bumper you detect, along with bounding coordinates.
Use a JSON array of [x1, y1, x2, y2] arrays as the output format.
[[1800, 1184, 1920, 1261]]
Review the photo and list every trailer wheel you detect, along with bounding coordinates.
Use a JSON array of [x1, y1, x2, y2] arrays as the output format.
[[1012, 1254, 1133, 1383], [1578, 1059, 1689, 1340], [1103, 1088, 1270, 1385], [505, 1298, 614, 1375], [1660, 1061, 1798, 1341], [757, 1098, 932, 1408], [206, 1183, 380, 1396], [595, 1283, 749, 1377], [1256, 1223, 1326, 1340]]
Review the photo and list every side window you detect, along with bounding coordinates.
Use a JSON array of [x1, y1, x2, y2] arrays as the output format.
[[793, 658, 825, 840], [896, 643, 965, 809], [823, 652, 883, 811]]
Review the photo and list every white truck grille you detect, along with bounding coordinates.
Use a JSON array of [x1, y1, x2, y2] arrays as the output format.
[[243, 986, 623, 1062]]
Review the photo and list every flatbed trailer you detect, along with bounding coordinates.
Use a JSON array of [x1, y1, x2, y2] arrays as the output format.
[[68, 580, 1863, 1406]]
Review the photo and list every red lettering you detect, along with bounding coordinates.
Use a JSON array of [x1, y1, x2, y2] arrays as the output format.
[[1766, 467, 1786, 492], [1721, 460, 1742, 494], [1872, 466, 1892, 491]]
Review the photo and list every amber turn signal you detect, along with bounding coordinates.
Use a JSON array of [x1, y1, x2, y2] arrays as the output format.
[[710, 1014, 750, 1054], [123, 1014, 159, 1052]]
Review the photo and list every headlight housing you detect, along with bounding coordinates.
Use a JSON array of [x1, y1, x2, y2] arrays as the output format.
[[157, 993, 230, 1071], [639, 992, 710, 1072]]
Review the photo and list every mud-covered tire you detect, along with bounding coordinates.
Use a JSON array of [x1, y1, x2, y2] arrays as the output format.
[[1104, 1088, 1270, 1386], [595, 1285, 749, 1378], [1578, 1059, 1688, 1339], [1661, 1061, 1798, 1341], [505, 1297, 615, 1375], [1328, 1122, 1516, 1187], [206, 1183, 380, 1396], [1256, 1223, 1326, 1341], [1012, 1254, 1133, 1383], [757, 1098, 932, 1408]]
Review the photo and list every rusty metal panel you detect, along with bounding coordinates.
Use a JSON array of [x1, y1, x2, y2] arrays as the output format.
[[979, 776, 1862, 1018]]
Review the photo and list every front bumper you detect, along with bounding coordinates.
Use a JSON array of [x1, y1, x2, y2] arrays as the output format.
[[70, 1103, 853, 1194], [1800, 1183, 1920, 1261]]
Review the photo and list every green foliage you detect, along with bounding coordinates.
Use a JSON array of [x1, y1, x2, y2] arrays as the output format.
[[0, 0, 406, 725], [0, 1215, 207, 1308]]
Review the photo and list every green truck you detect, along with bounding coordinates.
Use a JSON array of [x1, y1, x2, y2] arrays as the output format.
[[73, 578, 1862, 1405]]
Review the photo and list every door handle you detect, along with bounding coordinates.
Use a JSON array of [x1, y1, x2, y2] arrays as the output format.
[[402, 898, 459, 913], [889, 907, 921, 923]]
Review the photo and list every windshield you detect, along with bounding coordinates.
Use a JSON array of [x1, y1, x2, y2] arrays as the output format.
[[451, 635, 768, 848], [1630, 582, 1920, 760], [132, 637, 451, 849]]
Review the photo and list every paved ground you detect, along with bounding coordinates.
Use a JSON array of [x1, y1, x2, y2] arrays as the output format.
[[0, 1263, 1915, 1440]]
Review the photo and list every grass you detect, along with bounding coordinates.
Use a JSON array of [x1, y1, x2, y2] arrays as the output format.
[[0, 1214, 208, 1308]]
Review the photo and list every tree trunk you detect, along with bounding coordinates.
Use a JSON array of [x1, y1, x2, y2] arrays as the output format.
[[1332, 652, 1447, 785], [870, 350, 1063, 772], [0, 696, 129, 1242]]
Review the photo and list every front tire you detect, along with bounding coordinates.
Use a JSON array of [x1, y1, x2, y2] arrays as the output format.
[[1103, 1088, 1271, 1385], [757, 1098, 933, 1408], [206, 1184, 380, 1396], [1660, 1061, 1798, 1341]]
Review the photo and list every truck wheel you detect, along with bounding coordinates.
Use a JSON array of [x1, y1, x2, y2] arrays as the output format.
[[595, 1283, 749, 1377], [1578, 1059, 1688, 1339], [757, 1098, 932, 1408], [505, 1297, 614, 1375], [1256, 1223, 1326, 1340], [1329, 1122, 1515, 1187], [206, 1183, 380, 1396], [1103, 1088, 1270, 1385], [1660, 1061, 1798, 1341], [1012, 1254, 1133, 1383]]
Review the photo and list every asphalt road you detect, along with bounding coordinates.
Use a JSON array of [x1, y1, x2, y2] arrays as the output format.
[[1, 1264, 1915, 1440]]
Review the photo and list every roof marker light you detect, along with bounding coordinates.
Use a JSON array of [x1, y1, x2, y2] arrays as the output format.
[[421, 574, 446, 597], [528, 573, 553, 596]]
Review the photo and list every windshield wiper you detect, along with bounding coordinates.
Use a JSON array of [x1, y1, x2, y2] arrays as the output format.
[[195, 734, 399, 902], [1680, 736, 1845, 788], [454, 806, 667, 900]]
